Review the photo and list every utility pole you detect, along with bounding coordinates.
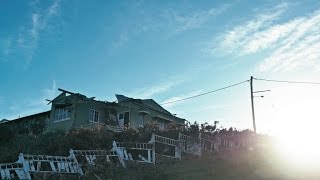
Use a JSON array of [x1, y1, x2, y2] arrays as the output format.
[[250, 76, 257, 134]]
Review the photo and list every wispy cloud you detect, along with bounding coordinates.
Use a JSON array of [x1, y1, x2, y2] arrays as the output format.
[[27, 0, 61, 62], [0, 0, 62, 64], [30, 0, 61, 41], [139, 82, 179, 98], [5, 81, 58, 119], [43, 80, 58, 100], [0, 37, 13, 61], [209, 2, 320, 72], [208, 2, 288, 56], [161, 90, 202, 108], [108, 3, 230, 53], [48, 0, 60, 16], [122, 64, 210, 100], [259, 10, 320, 72], [165, 4, 231, 34], [31, 13, 40, 40], [191, 104, 228, 113], [108, 31, 129, 53], [126, 79, 184, 99]]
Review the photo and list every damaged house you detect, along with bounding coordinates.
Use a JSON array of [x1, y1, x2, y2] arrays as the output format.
[[115, 95, 185, 130], [1, 88, 185, 133], [47, 88, 118, 131]]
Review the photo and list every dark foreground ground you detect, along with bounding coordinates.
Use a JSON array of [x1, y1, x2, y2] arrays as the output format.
[[113, 150, 319, 180], [35, 147, 320, 180]]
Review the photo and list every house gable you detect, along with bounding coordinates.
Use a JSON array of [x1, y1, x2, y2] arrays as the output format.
[[115, 94, 185, 128], [48, 89, 117, 131], [141, 99, 171, 115]]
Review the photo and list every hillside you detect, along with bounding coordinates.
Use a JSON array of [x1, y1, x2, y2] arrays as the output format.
[[1, 122, 318, 180]]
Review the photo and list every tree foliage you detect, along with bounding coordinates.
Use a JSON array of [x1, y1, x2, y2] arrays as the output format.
[[0, 119, 257, 179]]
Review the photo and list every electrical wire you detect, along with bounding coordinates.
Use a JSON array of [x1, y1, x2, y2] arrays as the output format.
[[161, 80, 249, 105], [253, 77, 320, 85]]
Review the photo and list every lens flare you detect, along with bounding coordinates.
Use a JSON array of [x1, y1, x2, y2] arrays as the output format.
[[274, 128, 320, 171]]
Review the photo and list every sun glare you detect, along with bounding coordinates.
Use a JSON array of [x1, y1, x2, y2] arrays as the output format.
[[256, 84, 320, 171], [266, 85, 320, 171], [275, 129, 320, 168]]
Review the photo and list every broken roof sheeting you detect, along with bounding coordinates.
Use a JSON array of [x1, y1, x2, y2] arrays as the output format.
[[115, 94, 131, 103], [115, 94, 172, 116]]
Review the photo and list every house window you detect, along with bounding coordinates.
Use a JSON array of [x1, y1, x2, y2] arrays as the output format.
[[118, 111, 130, 126], [119, 113, 124, 120], [124, 111, 130, 125], [89, 109, 100, 123], [138, 114, 144, 127], [54, 108, 70, 122], [158, 121, 165, 130]]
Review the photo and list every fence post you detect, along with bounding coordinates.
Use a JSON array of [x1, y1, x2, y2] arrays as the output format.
[[175, 143, 182, 160], [150, 133, 156, 164], [112, 141, 126, 167], [16, 153, 32, 180]]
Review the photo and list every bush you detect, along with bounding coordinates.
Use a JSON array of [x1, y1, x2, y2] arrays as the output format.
[[0, 127, 115, 162], [0, 124, 15, 143]]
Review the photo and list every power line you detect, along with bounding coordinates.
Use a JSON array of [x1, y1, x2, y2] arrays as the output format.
[[161, 80, 249, 105], [253, 77, 320, 85]]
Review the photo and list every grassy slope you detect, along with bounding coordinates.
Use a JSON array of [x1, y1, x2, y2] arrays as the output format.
[[107, 149, 320, 180], [1, 127, 319, 180]]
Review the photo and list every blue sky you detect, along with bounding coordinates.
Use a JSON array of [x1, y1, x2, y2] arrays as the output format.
[[1, 0, 320, 133]]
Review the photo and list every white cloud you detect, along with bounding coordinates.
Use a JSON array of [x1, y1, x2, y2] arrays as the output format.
[[211, 2, 288, 55], [210, 2, 320, 72], [1, 37, 13, 59], [161, 90, 202, 108], [16, 33, 26, 47], [43, 80, 58, 100], [108, 31, 129, 53], [190, 104, 228, 113], [108, 3, 230, 53], [23, 80, 58, 107], [243, 18, 302, 54], [140, 82, 177, 98], [48, 0, 60, 16], [127, 80, 184, 99], [0, 0, 61, 64], [29, 0, 61, 43], [31, 13, 40, 40], [4, 81, 58, 119], [166, 4, 230, 34], [118, 64, 209, 101], [259, 11, 320, 72]]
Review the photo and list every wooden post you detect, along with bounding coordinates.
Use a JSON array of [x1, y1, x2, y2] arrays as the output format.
[[250, 76, 257, 134], [150, 133, 156, 164], [148, 150, 151, 163]]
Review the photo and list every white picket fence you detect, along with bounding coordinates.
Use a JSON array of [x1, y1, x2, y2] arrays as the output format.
[[1, 133, 241, 180], [0, 153, 83, 180], [71, 149, 120, 166], [178, 133, 202, 156], [112, 141, 155, 164], [19, 153, 83, 175], [149, 133, 181, 160], [0, 149, 120, 179], [0, 162, 31, 180]]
